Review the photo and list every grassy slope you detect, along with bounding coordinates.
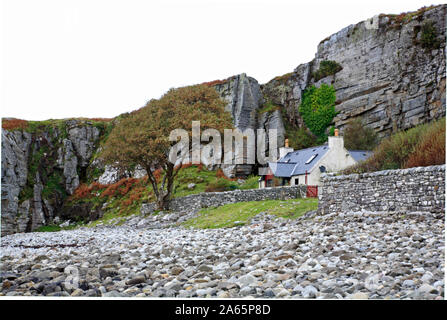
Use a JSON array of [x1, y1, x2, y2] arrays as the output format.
[[183, 198, 318, 229], [63, 165, 260, 229], [344, 117, 445, 174]]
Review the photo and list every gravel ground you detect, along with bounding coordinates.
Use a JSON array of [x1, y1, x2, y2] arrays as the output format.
[[0, 210, 444, 299]]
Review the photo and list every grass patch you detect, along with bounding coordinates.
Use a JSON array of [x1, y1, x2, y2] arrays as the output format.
[[239, 175, 259, 190], [183, 198, 318, 229], [258, 99, 281, 114], [312, 60, 342, 81], [35, 222, 83, 232]]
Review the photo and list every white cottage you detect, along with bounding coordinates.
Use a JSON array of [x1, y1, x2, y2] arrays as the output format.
[[259, 130, 372, 188]]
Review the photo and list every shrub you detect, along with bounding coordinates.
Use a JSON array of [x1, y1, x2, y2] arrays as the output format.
[[312, 60, 342, 81], [239, 175, 259, 190], [405, 118, 445, 167], [101, 178, 139, 198], [205, 178, 237, 192], [258, 100, 280, 114], [420, 20, 440, 49], [299, 84, 338, 140], [73, 184, 92, 199], [344, 119, 378, 151], [286, 128, 318, 150], [344, 118, 445, 173]]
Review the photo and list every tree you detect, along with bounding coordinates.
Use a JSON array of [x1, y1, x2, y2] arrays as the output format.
[[100, 84, 233, 210], [343, 118, 378, 151]]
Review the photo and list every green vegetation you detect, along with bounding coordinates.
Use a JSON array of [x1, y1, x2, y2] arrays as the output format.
[[312, 60, 342, 81], [173, 165, 239, 197], [299, 84, 338, 142], [35, 225, 63, 232], [42, 170, 66, 199], [35, 222, 83, 232], [258, 99, 280, 114], [19, 145, 50, 203], [239, 175, 259, 190], [344, 118, 445, 174], [2, 117, 113, 135], [67, 165, 259, 228], [285, 127, 318, 150], [343, 118, 378, 151], [183, 198, 318, 229], [420, 20, 440, 50]]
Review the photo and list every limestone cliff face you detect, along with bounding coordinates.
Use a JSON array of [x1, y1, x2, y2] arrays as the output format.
[[1, 130, 32, 235], [212, 74, 285, 177], [262, 5, 446, 137], [1, 120, 103, 235]]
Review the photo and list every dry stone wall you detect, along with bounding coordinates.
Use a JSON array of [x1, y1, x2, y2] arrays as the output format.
[[141, 185, 307, 215], [317, 165, 445, 214]]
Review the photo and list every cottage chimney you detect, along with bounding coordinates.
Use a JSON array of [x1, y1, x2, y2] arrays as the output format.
[[279, 139, 294, 160], [334, 128, 339, 137], [328, 133, 344, 151]]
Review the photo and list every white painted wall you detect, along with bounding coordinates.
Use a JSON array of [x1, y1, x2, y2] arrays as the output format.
[[289, 136, 357, 186], [265, 136, 359, 187]]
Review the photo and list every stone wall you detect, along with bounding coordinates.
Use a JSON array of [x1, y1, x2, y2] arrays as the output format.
[[141, 185, 307, 215], [317, 165, 445, 214]]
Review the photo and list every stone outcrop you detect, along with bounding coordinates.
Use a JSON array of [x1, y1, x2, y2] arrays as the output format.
[[1, 130, 32, 235], [1, 120, 104, 235], [262, 5, 446, 137], [211, 73, 286, 177], [213, 74, 264, 131]]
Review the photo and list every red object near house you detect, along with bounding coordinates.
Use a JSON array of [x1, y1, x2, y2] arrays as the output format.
[[265, 173, 274, 187], [306, 185, 318, 198]]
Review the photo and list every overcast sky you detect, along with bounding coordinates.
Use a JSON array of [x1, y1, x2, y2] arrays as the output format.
[[1, 0, 444, 120]]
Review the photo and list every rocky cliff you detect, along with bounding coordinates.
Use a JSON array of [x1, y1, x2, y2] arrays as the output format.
[[1, 120, 106, 235], [210, 74, 285, 177], [1, 5, 445, 235], [262, 5, 446, 137]]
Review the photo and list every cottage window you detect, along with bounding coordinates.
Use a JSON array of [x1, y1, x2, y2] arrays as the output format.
[[305, 154, 318, 164]]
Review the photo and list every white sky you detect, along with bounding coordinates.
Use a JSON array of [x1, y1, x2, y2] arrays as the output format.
[[1, 0, 444, 120]]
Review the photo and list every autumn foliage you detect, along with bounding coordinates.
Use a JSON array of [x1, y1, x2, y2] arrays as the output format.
[[71, 177, 149, 214], [100, 84, 233, 209], [2, 119, 29, 130], [405, 119, 445, 168], [202, 77, 233, 87]]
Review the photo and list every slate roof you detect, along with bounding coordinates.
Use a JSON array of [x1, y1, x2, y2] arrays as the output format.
[[268, 145, 330, 177], [268, 145, 372, 178], [348, 150, 373, 162]]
